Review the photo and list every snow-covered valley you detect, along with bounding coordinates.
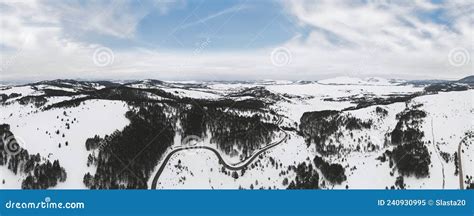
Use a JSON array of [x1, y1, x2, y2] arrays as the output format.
[[0, 77, 472, 190]]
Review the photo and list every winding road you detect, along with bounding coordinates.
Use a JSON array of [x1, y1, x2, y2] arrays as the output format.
[[456, 132, 473, 189], [458, 139, 464, 190], [431, 118, 445, 189], [150, 118, 288, 189]]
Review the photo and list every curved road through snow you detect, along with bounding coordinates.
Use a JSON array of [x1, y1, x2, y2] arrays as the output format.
[[458, 138, 464, 190], [150, 119, 288, 189], [431, 118, 445, 189]]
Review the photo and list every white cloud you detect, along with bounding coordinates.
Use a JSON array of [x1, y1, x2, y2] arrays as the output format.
[[47, 0, 179, 39], [0, 0, 472, 82], [177, 4, 249, 31], [279, 0, 473, 79]]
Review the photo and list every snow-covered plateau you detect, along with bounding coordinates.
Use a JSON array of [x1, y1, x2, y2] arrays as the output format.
[[0, 77, 472, 190]]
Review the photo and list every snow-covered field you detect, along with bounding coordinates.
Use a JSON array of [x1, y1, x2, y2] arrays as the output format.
[[152, 82, 473, 190], [0, 98, 129, 189], [0, 79, 472, 190], [266, 81, 423, 122]]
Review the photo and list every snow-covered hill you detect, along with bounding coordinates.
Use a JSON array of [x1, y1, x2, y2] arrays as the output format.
[[0, 78, 472, 190], [317, 76, 395, 86]]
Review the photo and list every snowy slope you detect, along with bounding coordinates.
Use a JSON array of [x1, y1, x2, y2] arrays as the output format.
[[0, 79, 472, 190], [0, 99, 130, 189], [152, 89, 473, 190], [329, 90, 473, 189], [266, 82, 422, 123]]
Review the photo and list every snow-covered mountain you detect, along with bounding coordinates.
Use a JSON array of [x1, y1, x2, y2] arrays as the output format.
[[0, 77, 472, 190], [317, 76, 396, 86]]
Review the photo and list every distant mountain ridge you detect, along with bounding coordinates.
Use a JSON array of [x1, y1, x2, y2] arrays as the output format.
[[2, 75, 474, 87], [317, 76, 395, 86], [458, 75, 474, 84]]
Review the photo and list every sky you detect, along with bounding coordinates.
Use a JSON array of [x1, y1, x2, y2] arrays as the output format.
[[0, 0, 472, 82]]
